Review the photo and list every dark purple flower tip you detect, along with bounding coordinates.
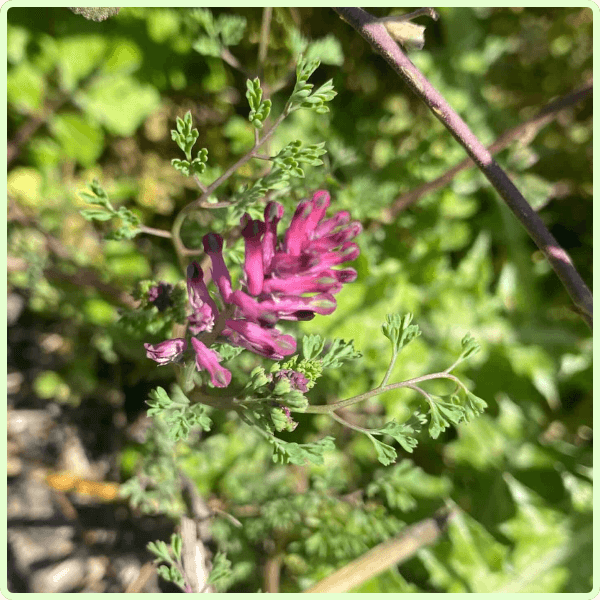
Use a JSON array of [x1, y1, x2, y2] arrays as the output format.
[[186, 261, 202, 281], [224, 319, 296, 359], [144, 338, 187, 365], [191, 337, 232, 388], [186, 261, 219, 331], [148, 282, 173, 312], [241, 216, 266, 240], [275, 369, 310, 393], [202, 232, 224, 253], [335, 268, 358, 283], [257, 293, 337, 321]]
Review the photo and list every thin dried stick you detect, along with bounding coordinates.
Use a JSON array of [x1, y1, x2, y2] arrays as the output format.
[[304, 509, 455, 592], [124, 561, 156, 593], [334, 7, 592, 329], [258, 7, 273, 70]]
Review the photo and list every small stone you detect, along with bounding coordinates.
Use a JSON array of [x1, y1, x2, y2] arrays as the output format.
[[9, 526, 75, 574], [30, 557, 86, 593]]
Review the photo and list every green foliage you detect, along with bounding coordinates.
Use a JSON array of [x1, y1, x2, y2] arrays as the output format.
[[191, 9, 247, 56], [8, 7, 591, 594], [77, 73, 160, 137], [271, 140, 327, 178], [147, 386, 212, 442], [207, 552, 234, 591], [282, 334, 361, 375], [79, 179, 141, 240], [171, 111, 198, 158], [171, 110, 209, 176], [321, 338, 362, 368], [49, 113, 104, 166], [118, 280, 188, 339], [426, 394, 468, 439], [147, 534, 186, 590], [367, 459, 452, 511], [7, 63, 45, 113], [382, 313, 421, 354], [119, 416, 185, 516], [246, 78, 272, 129], [268, 435, 336, 466], [288, 56, 337, 113]]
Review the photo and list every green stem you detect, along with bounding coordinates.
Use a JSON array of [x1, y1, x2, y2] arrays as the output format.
[[301, 371, 459, 414], [380, 348, 398, 388], [405, 383, 434, 403], [138, 224, 172, 239], [171, 110, 288, 266], [192, 174, 207, 193], [330, 410, 375, 434]]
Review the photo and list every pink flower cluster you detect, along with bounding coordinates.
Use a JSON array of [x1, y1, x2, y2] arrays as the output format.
[[144, 191, 361, 388]]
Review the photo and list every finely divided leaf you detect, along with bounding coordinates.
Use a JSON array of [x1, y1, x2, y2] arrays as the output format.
[[321, 338, 362, 368], [367, 434, 398, 466]]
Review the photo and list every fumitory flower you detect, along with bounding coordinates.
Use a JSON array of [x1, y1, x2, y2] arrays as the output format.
[[145, 190, 361, 389], [144, 338, 187, 365]]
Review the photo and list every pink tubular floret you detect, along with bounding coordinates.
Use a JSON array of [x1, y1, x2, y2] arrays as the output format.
[[202, 233, 233, 301], [224, 319, 297, 360], [191, 337, 232, 388], [241, 216, 266, 296], [144, 338, 187, 365]]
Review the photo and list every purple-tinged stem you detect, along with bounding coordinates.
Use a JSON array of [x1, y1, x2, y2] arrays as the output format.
[[334, 7, 592, 329]]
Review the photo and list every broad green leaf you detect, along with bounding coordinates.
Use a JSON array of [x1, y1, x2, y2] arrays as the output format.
[[48, 112, 104, 166], [193, 35, 222, 57], [76, 75, 161, 136], [7, 63, 45, 113], [57, 35, 108, 91], [146, 9, 181, 43], [7, 25, 30, 64], [103, 39, 143, 74], [305, 34, 344, 66]]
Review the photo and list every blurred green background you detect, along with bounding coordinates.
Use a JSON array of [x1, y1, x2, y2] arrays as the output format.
[[7, 7, 592, 593]]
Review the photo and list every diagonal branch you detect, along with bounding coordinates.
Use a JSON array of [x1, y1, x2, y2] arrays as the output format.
[[333, 7, 592, 329], [382, 85, 592, 219]]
